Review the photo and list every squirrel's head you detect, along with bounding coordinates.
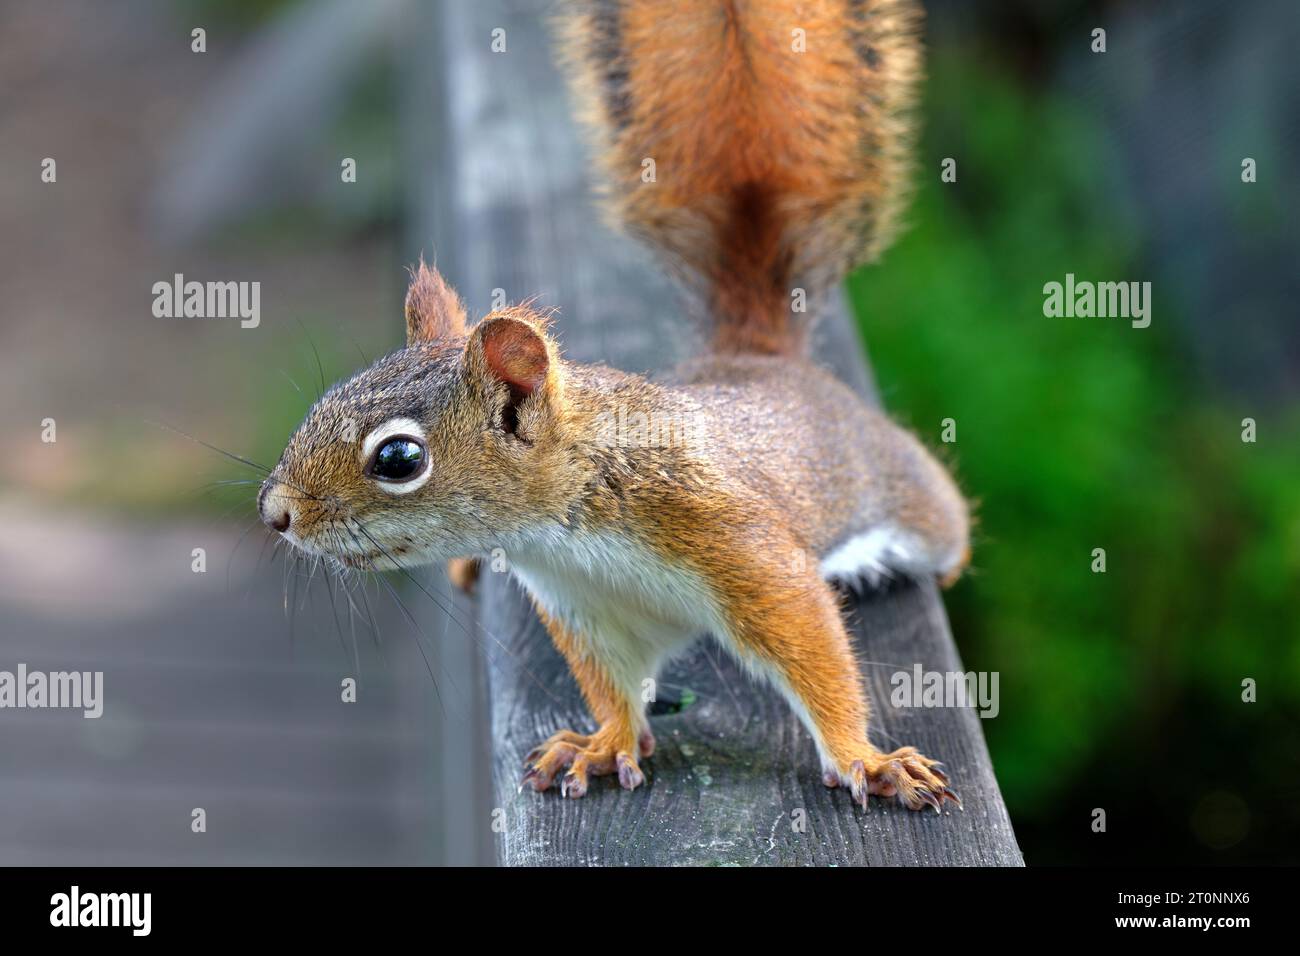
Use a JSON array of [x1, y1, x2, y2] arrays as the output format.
[[258, 263, 585, 571]]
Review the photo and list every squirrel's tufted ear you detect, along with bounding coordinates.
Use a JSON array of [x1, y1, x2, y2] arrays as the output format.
[[465, 312, 555, 434], [405, 260, 467, 345]]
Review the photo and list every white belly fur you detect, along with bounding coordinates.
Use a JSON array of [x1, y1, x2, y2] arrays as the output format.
[[509, 530, 723, 714]]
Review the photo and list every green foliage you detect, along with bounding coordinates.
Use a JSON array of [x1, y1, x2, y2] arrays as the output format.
[[847, 57, 1300, 842]]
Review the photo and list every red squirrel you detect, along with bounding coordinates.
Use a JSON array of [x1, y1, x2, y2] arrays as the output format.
[[258, 0, 968, 812]]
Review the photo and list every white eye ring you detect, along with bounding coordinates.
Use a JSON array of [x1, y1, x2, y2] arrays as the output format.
[[361, 417, 432, 494]]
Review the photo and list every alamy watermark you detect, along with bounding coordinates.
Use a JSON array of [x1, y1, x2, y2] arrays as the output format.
[[152, 273, 260, 328], [0, 664, 103, 718], [50, 886, 150, 936], [890, 664, 999, 719], [1043, 273, 1151, 328], [592, 404, 704, 448]]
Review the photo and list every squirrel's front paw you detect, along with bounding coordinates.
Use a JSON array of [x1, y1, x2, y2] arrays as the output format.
[[520, 727, 652, 798], [837, 746, 961, 813]]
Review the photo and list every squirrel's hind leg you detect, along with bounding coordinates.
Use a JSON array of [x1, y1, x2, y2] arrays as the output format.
[[825, 422, 973, 591], [820, 523, 969, 592]]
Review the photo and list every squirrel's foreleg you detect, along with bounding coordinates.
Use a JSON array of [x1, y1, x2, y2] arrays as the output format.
[[520, 603, 652, 798], [719, 556, 960, 812]]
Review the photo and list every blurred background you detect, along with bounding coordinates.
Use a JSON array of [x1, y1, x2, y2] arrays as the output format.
[[0, 0, 1296, 865]]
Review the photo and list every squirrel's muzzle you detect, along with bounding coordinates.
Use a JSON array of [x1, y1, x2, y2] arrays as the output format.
[[258, 481, 294, 534]]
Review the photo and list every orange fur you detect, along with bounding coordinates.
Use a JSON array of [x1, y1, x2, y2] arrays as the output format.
[[561, 0, 922, 354], [446, 557, 480, 593]]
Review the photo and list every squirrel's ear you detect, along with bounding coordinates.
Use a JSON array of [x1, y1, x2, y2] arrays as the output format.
[[470, 315, 550, 395], [405, 260, 467, 345], [465, 314, 553, 434]]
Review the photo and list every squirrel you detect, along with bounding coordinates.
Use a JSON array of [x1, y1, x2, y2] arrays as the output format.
[[258, 0, 968, 812]]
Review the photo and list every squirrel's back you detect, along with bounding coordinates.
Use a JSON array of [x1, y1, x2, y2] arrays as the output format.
[[561, 0, 922, 356], [559, 0, 959, 582]]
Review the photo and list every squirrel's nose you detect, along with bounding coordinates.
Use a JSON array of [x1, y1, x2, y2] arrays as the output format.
[[266, 507, 291, 533], [258, 482, 294, 534]]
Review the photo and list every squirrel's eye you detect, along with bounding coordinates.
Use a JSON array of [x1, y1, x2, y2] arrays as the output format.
[[368, 436, 426, 483]]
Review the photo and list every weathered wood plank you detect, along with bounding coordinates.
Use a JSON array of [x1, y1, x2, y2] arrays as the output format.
[[433, 0, 1022, 866]]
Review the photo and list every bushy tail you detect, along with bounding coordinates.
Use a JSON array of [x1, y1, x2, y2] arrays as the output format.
[[560, 0, 922, 356]]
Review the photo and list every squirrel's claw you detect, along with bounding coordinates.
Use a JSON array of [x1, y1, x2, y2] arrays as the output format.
[[846, 748, 960, 813], [560, 768, 588, 799], [616, 753, 645, 791], [519, 766, 548, 793]]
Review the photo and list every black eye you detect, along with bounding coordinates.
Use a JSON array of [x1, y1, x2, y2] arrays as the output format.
[[368, 436, 426, 482]]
